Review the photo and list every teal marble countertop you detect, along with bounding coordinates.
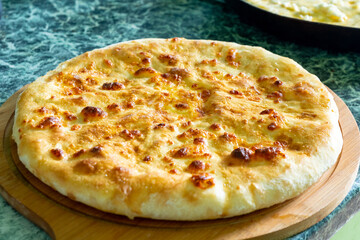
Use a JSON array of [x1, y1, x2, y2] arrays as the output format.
[[0, 0, 359, 239]]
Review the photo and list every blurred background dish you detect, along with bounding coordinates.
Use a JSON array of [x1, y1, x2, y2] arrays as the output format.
[[241, 0, 360, 28], [227, 0, 360, 51]]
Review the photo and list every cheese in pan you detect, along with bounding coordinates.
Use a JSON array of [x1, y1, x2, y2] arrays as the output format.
[[244, 0, 360, 28], [13, 38, 342, 220]]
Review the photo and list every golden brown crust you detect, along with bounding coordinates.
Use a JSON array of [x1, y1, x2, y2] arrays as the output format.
[[13, 38, 342, 220]]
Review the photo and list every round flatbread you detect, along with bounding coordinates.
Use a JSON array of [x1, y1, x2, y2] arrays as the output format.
[[13, 38, 342, 220]]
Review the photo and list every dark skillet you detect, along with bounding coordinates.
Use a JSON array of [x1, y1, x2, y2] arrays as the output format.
[[226, 0, 360, 52]]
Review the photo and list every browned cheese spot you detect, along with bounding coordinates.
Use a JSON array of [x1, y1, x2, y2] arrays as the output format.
[[257, 75, 279, 82], [107, 103, 122, 111], [293, 82, 315, 96], [142, 57, 151, 64], [230, 146, 284, 163], [63, 86, 86, 96], [37, 107, 50, 114], [229, 89, 240, 95], [143, 155, 152, 162], [175, 103, 189, 109], [169, 169, 179, 174], [161, 68, 189, 83], [181, 121, 192, 128], [60, 74, 88, 94], [36, 116, 61, 129], [121, 129, 142, 139], [50, 148, 64, 159], [226, 49, 239, 67], [64, 111, 77, 121], [196, 108, 206, 117], [231, 147, 252, 162], [163, 156, 173, 164], [90, 146, 103, 155], [177, 128, 208, 139], [257, 118, 265, 123], [220, 132, 237, 142], [174, 147, 189, 158], [267, 91, 283, 103], [200, 89, 211, 99], [200, 59, 218, 66], [273, 140, 288, 149], [187, 160, 206, 173], [158, 54, 178, 66], [267, 91, 283, 98], [260, 109, 274, 115], [69, 96, 86, 106], [101, 82, 125, 90], [171, 37, 181, 42], [191, 174, 215, 189], [254, 147, 284, 161], [210, 123, 221, 131], [202, 71, 214, 80], [225, 73, 233, 79], [125, 101, 135, 109], [73, 149, 85, 158], [134, 67, 157, 76], [85, 77, 98, 85], [274, 80, 283, 86], [300, 112, 317, 119], [268, 122, 279, 131], [81, 106, 107, 121], [71, 125, 81, 131], [154, 123, 166, 129], [193, 138, 205, 145]]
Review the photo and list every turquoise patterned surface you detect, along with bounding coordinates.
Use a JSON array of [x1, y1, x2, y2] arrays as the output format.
[[0, 0, 359, 239]]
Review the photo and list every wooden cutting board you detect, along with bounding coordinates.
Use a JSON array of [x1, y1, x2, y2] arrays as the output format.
[[0, 87, 359, 240]]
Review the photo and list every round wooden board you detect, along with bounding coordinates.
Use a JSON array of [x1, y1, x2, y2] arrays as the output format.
[[0, 87, 359, 240]]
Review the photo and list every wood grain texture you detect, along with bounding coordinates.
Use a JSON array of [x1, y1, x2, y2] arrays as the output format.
[[0, 87, 359, 240]]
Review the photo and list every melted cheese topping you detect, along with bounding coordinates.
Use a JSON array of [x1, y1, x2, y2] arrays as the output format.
[[244, 0, 360, 28], [13, 38, 342, 220]]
